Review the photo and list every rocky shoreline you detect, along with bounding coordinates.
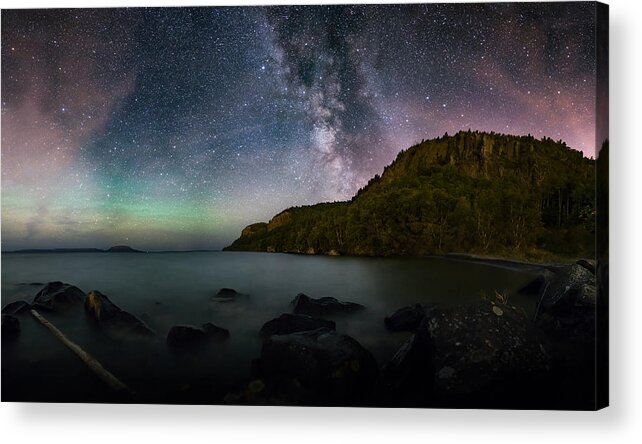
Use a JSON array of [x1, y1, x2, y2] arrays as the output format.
[[438, 253, 570, 272], [1, 258, 605, 409]]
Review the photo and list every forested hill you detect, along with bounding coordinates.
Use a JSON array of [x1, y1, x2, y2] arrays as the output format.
[[225, 131, 596, 260]]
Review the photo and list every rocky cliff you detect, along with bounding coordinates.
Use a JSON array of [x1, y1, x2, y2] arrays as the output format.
[[225, 131, 596, 259]]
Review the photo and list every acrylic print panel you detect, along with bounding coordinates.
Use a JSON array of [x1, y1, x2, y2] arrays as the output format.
[[0, 2, 608, 410]]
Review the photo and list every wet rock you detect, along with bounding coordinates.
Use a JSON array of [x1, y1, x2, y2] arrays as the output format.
[[85, 290, 154, 337], [576, 284, 597, 307], [384, 304, 428, 331], [256, 328, 378, 405], [384, 303, 551, 407], [202, 322, 230, 340], [2, 300, 31, 315], [167, 325, 208, 350], [537, 279, 597, 341], [85, 290, 120, 320], [32, 281, 85, 311], [2, 314, 20, 341], [291, 293, 364, 316], [167, 322, 229, 350], [259, 313, 336, 338], [576, 259, 596, 275], [428, 303, 550, 403], [540, 264, 595, 316]]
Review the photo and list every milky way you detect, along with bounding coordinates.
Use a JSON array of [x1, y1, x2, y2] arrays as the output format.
[[1, 3, 600, 250]]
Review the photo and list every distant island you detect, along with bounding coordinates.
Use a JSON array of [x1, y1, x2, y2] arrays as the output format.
[[7, 245, 145, 254], [225, 130, 601, 262]]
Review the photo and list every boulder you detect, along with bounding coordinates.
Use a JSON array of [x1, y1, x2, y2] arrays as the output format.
[[537, 310, 595, 340], [85, 290, 154, 337], [32, 281, 85, 311], [576, 259, 596, 275], [2, 300, 31, 315], [576, 284, 597, 307], [536, 280, 597, 341], [384, 304, 428, 331], [259, 313, 336, 338], [540, 264, 595, 316], [202, 322, 230, 340], [167, 322, 229, 350], [383, 302, 551, 407], [2, 314, 20, 341], [428, 303, 550, 404], [167, 325, 208, 350], [257, 328, 379, 405], [85, 290, 121, 320], [291, 293, 364, 316]]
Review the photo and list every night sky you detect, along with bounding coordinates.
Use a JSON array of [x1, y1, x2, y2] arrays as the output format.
[[1, 3, 599, 251]]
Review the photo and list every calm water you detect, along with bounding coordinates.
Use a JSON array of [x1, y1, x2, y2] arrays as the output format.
[[1, 251, 539, 403]]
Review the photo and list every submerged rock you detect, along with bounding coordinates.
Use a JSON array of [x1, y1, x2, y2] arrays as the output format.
[[259, 313, 336, 338], [291, 293, 364, 316], [32, 281, 85, 311], [85, 290, 154, 337], [2, 314, 21, 341], [167, 322, 229, 350], [212, 288, 246, 302], [384, 304, 428, 331], [256, 328, 378, 405], [2, 300, 31, 315]]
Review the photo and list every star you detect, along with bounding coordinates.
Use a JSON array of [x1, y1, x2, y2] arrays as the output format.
[[1, 3, 601, 250]]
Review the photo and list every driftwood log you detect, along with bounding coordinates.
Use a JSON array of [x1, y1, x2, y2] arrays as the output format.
[[30, 309, 131, 395]]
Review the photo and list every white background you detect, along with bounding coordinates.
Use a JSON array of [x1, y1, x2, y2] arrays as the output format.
[[1, 0, 640, 443]]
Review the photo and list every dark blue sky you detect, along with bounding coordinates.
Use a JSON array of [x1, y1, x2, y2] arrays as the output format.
[[1, 3, 599, 250]]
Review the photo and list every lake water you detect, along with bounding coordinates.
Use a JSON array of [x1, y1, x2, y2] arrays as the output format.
[[1, 251, 539, 403]]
